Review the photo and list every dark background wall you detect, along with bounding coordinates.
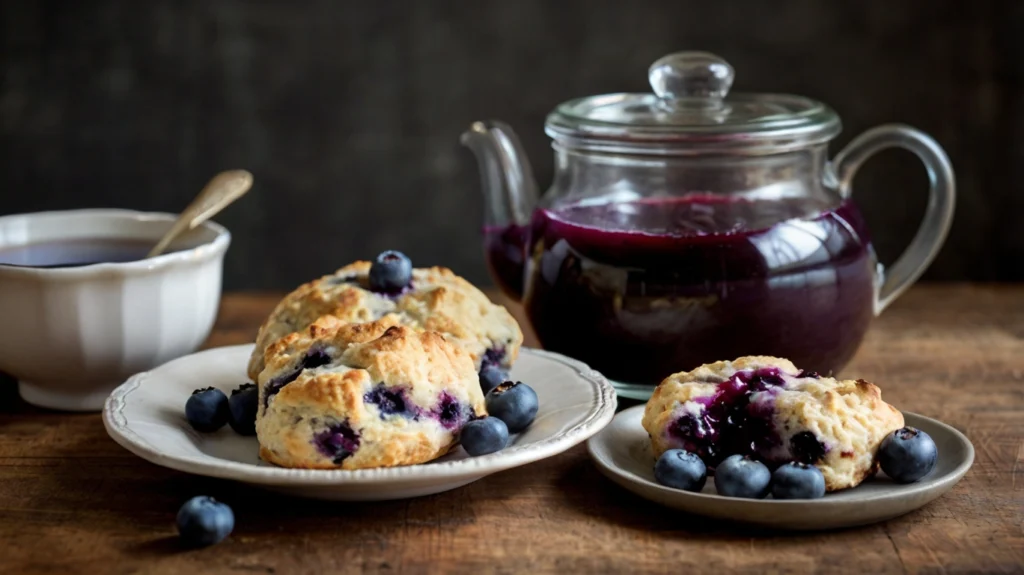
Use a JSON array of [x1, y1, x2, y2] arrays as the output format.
[[1, 0, 1020, 290]]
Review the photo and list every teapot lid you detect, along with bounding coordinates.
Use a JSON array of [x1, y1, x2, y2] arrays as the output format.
[[545, 51, 840, 154]]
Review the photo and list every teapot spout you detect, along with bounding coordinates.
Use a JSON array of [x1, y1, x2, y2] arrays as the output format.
[[460, 121, 540, 301]]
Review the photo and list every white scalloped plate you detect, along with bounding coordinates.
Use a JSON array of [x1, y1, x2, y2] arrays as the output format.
[[587, 405, 974, 530], [104, 345, 616, 501]]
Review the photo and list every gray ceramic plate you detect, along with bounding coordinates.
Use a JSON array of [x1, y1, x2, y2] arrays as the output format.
[[587, 405, 974, 530]]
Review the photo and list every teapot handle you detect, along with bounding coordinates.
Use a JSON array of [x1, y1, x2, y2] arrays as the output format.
[[831, 124, 955, 314]]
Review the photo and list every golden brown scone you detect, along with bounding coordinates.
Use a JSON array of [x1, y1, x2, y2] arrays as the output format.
[[255, 321, 485, 470], [642, 356, 904, 491], [247, 261, 523, 380]]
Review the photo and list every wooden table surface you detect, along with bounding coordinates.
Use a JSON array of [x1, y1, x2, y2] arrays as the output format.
[[2, 285, 1023, 574]]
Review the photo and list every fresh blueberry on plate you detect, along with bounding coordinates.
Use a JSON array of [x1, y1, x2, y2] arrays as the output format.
[[878, 426, 938, 483], [369, 250, 413, 294], [176, 496, 234, 547], [771, 461, 826, 499], [460, 416, 509, 456], [478, 365, 508, 395], [227, 383, 258, 436], [654, 449, 707, 492], [185, 387, 230, 432], [485, 381, 539, 433], [713, 454, 771, 499]]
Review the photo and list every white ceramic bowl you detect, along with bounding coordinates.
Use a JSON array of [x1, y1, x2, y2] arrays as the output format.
[[0, 209, 230, 411]]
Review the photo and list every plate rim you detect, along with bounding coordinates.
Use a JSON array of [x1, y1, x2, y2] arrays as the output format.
[[103, 344, 617, 486], [586, 404, 975, 507]]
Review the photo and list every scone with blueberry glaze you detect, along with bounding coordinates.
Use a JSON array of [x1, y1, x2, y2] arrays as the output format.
[[642, 356, 904, 491], [247, 259, 523, 381], [255, 316, 486, 469]]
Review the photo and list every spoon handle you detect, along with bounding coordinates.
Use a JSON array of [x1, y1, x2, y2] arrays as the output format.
[[148, 170, 253, 258]]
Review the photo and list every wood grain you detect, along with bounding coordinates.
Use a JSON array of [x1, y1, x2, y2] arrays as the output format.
[[1, 285, 1022, 574]]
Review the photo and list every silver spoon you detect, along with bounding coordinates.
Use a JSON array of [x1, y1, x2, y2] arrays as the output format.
[[148, 169, 253, 258]]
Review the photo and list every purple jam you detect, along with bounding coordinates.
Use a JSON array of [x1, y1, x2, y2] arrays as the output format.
[[313, 422, 361, 463], [487, 196, 875, 383], [667, 367, 792, 467]]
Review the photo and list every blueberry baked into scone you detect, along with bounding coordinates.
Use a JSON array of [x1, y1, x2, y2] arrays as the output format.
[[642, 356, 905, 492], [255, 316, 486, 469], [246, 252, 523, 382]]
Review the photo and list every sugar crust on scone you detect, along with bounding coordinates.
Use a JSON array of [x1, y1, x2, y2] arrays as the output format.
[[247, 261, 523, 380]]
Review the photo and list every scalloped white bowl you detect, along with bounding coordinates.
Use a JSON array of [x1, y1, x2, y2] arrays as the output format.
[[104, 344, 616, 500], [0, 209, 230, 411]]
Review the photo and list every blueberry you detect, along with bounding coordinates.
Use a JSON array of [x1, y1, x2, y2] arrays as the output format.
[[460, 417, 509, 456], [364, 384, 416, 419], [185, 388, 229, 432], [263, 347, 333, 409], [713, 454, 771, 499], [485, 381, 539, 433], [432, 392, 470, 430], [369, 250, 412, 294], [313, 422, 361, 464], [302, 347, 332, 370], [789, 431, 828, 464], [654, 449, 707, 492], [227, 383, 258, 436], [771, 462, 826, 499], [176, 496, 234, 547], [478, 365, 507, 395], [878, 426, 938, 483]]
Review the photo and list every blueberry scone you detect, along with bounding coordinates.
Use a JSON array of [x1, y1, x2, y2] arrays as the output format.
[[247, 258, 523, 381], [642, 356, 904, 491], [255, 317, 486, 469]]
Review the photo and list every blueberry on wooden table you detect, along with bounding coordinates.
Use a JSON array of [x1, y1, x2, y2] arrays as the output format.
[[176, 496, 234, 547]]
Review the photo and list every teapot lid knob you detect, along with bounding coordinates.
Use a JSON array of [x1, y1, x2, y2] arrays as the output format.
[[648, 51, 734, 104]]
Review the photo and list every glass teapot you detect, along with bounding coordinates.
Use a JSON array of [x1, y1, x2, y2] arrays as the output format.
[[461, 51, 954, 398]]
